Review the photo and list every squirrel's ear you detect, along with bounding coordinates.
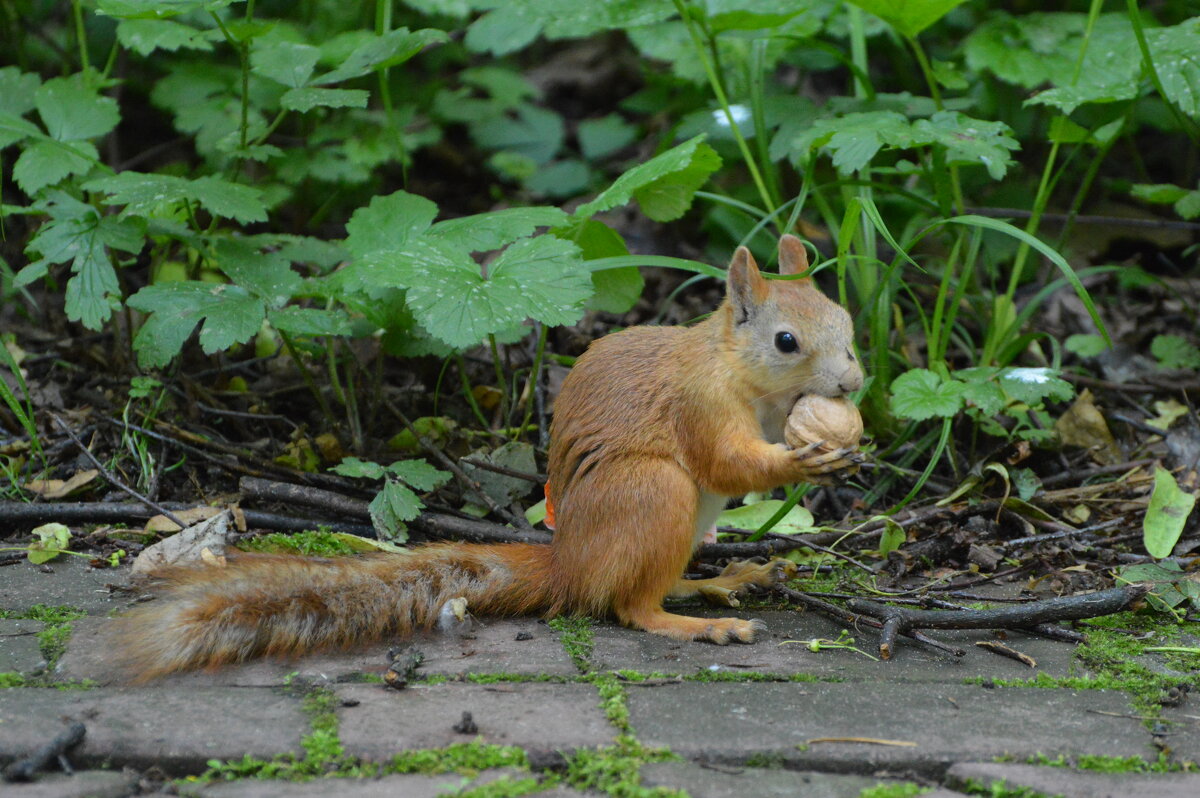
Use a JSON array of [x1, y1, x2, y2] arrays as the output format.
[[778, 235, 813, 282], [727, 245, 769, 322]]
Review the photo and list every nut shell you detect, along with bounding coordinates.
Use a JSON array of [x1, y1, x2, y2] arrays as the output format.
[[784, 395, 863, 451]]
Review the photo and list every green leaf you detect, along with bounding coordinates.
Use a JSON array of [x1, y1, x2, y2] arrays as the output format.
[[333, 456, 387, 480], [1143, 467, 1196, 559], [552, 219, 642, 314], [362, 235, 590, 349], [96, 0, 238, 19], [1012, 468, 1041, 501], [633, 142, 722, 222], [0, 111, 41, 149], [890, 368, 966, 421], [427, 206, 569, 252], [578, 114, 637, 160], [84, 172, 268, 223], [1147, 18, 1200, 119], [717, 500, 815, 536], [344, 191, 438, 259], [465, 0, 673, 56], [368, 479, 420, 539], [28, 522, 72, 564], [1064, 333, 1109, 357], [116, 18, 213, 55], [35, 76, 120, 141], [212, 239, 301, 308], [911, 111, 1019, 180], [267, 307, 353, 337], [575, 135, 718, 219], [995, 367, 1074, 405], [12, 140, 99, 195], [251, 40, 320, 89], [473, 105, 564, 165], [785, 111, 915, 173], [525, 159, 591, 199], [126, 282, 265, 368], [1151, 334, 1200, 370], [878, 520, 905, 556], [386, 459, 451, 491], [22, 193, 145, 330], [846, 0, 966, 37], [281, 87, 368, 112], [0, 67, 41, 116], [313, 28, 448, 85]]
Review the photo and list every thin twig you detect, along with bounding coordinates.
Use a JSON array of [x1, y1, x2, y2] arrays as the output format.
[[52, 415, 187, 529], [3, 722, 86, 782]]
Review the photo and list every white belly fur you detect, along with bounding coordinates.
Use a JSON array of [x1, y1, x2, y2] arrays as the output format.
[[693, 490, 728, 549]]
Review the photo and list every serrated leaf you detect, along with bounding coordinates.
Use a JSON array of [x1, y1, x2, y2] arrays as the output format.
[[369, 478, 421, 538], [84, 172, 267, 223], [1151, 334, 1200, 370], [35, 76, 120, 141], [785, 111, 915, 173], [127, 282, 265, 367], [12, 140, 98, 195], [267, 306, 353, 337], [23, 194, 145, 330], [911, 111, 1018, 180], [961, 379, 1007, 417], [575, 135, 715, 219], [313, 27, 448, 85], [281, 87, 368, 112], [344, 191, 438, 259], [996, 367, 1074, 405], [427, 206, 568, 252], [251, 40, 320, 88], [890, 368, 966, 421], [386, 458, 451, 491], [846, 0, 966, 37], [1065, 333, 1109, 357], [0, 67, 41, 116], [212, 239, 301, 308], [1144, 467, 1197, 559], [332, 456, 387, 480], [552, 219, 641, 314], [96, 0, 238, 19], [465, 0, 673, 56], [0, 111, 41, 149], [116, 18, 213, 55], [361, 235, 590, 349], [1147, 18, 1200, 119]]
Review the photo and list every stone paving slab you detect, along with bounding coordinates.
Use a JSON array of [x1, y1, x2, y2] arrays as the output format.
[[945, 761, 1200, 798], [0, 617, 45, 673], [1162, 706, 1200, 765], [0, 559, 128, 616], [2, 769, 138, 798], [335, 682, 613, 761], [196, 770, 588, 798], [639, 761, 890, 797], [592, 609, 1083, 681], [628, 681, 1149, 774], [0, 687, 306, 773]]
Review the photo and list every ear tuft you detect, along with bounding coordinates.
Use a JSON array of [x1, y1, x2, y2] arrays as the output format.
[[778, 235, 811, 278], [726, 246, 767, 323]]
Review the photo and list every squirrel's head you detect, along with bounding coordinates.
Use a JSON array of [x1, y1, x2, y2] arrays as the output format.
[[722, 235, 864, 401]]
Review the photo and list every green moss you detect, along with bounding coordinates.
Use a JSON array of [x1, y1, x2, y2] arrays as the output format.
[[0, 604, 85, 667], [550, 615, 595, 672], [857, 782, 929, 798], [591, 672, 631, 732], [743, 752, 787, 769], [958, 778, 1050, 798], [0, 672, 26, 688], [1027, 752, 1188, 774], [465, 672, 565, 685], [455, 774, 545, 797], [563, 739, 682, 798], [238, 530, 359, 557], [386, 740, 528, 775]]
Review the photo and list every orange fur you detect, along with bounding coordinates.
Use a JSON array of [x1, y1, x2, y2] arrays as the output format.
[[115, 236, 863, 678]]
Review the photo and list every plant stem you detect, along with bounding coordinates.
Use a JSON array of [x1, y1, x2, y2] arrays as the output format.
[[518, 323, 549, 442]]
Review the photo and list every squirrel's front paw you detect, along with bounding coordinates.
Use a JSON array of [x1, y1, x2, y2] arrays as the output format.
[[789, 442, 863, 483]]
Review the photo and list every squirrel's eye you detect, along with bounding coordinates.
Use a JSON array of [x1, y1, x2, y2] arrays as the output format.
[[775, 331, 799, 353]]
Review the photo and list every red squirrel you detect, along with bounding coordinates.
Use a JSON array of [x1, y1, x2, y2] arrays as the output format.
[[113, 235, 864, 679]]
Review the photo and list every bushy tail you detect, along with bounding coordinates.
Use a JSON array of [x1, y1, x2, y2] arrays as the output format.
[[112, 543, 556, 681]]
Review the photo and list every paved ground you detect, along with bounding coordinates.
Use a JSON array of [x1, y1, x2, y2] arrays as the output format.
[[1, 556, 1198, 797]]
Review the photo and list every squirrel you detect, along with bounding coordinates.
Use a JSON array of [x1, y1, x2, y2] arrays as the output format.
[[112, 234, 864, 680]]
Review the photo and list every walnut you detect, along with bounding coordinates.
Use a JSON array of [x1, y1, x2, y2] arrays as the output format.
[[784, 395, 863, 451]]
